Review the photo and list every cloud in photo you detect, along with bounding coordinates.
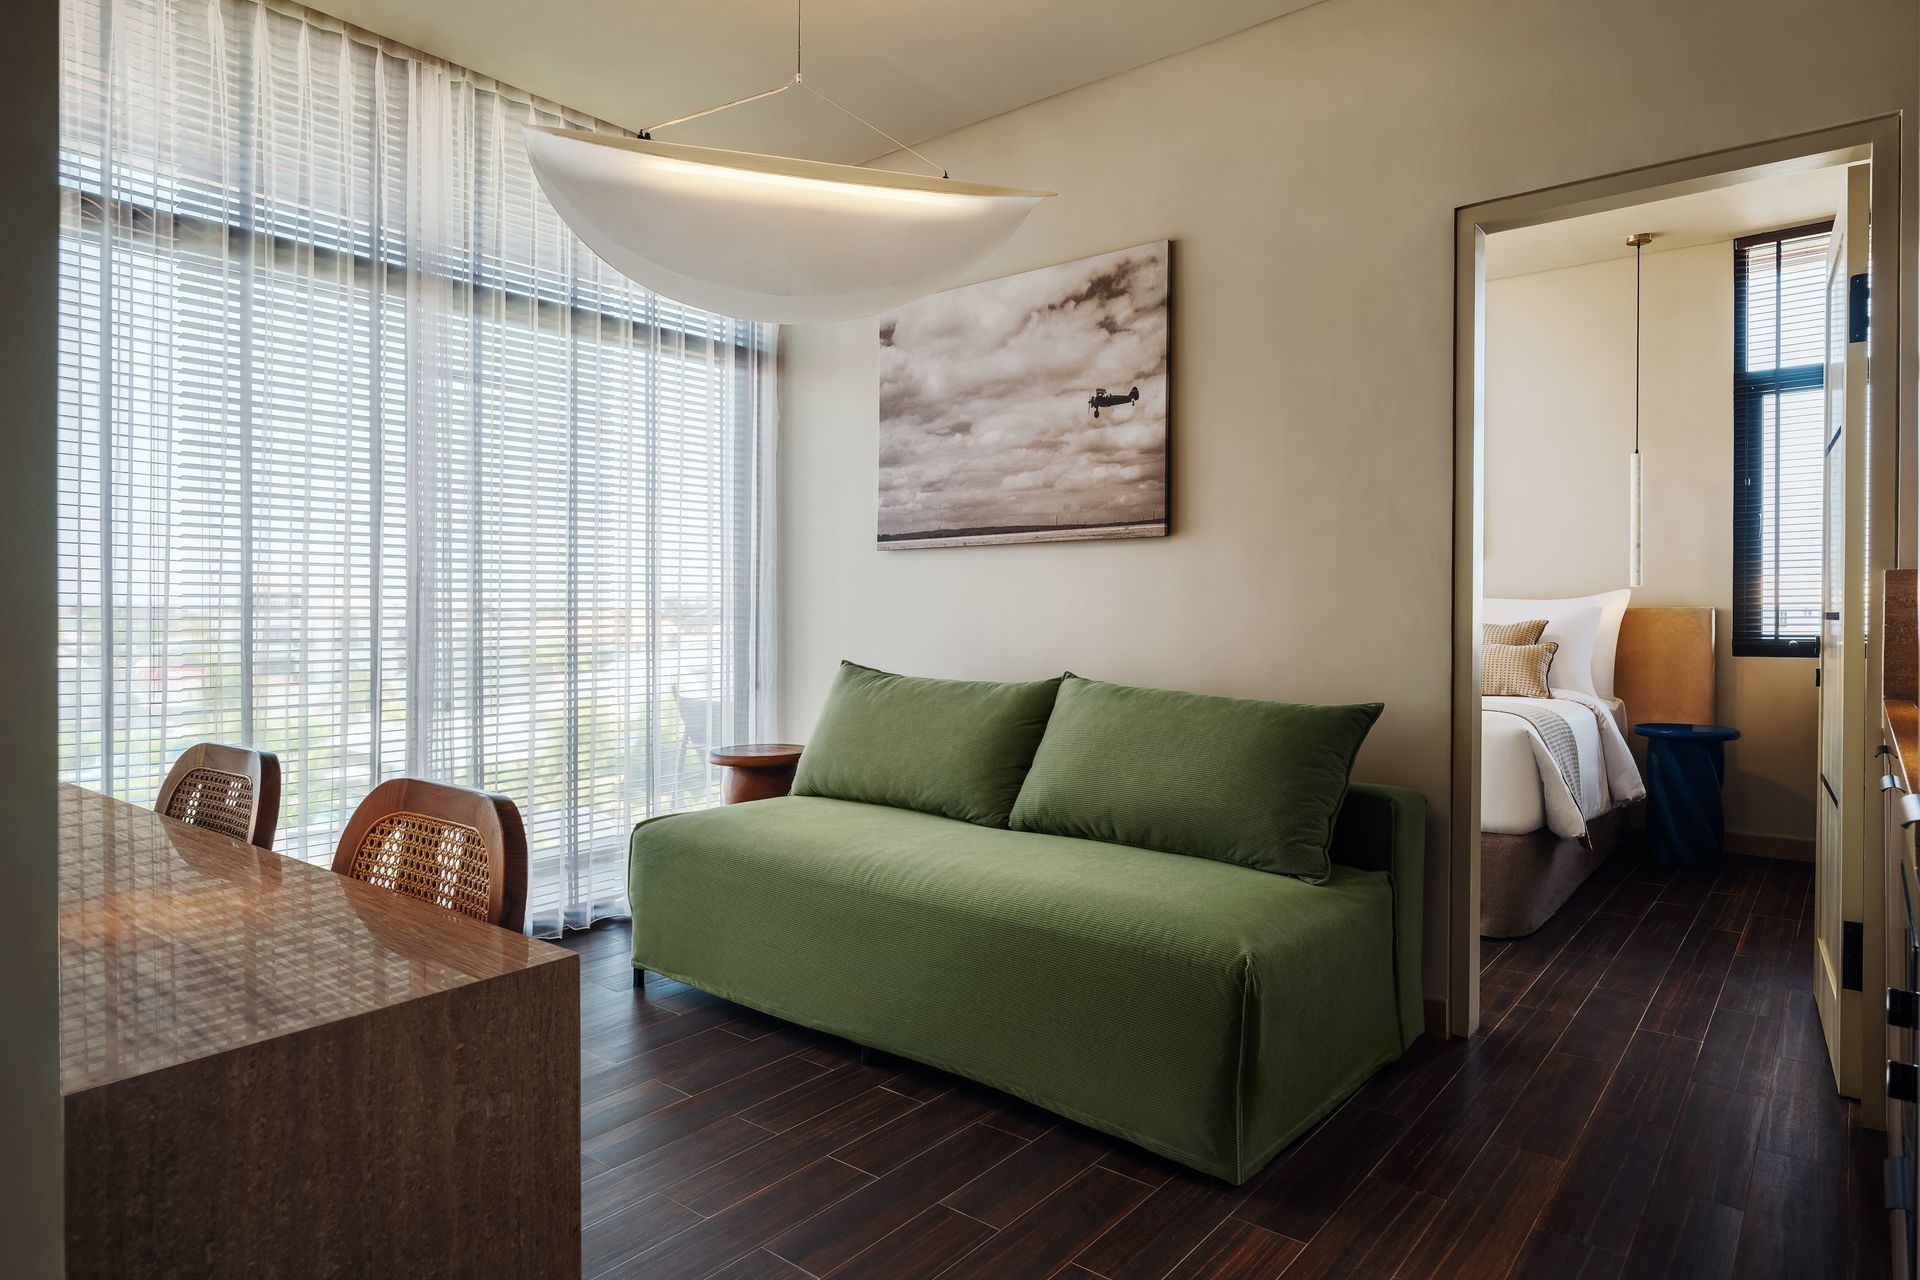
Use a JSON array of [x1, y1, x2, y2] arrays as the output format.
[[878, 242, 1169, 542]]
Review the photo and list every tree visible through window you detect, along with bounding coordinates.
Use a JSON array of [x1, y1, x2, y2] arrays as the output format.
[[1733, 223, 1832, 657]]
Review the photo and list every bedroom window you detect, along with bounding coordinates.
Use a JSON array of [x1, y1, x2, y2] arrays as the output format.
[[1732, 222, 1832, 657], [56, 0, 775, 935]]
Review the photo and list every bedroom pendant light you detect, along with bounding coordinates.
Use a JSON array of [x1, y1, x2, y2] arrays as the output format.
[[1627, 232, 1653, 589], [524, 1, 1051, 325]]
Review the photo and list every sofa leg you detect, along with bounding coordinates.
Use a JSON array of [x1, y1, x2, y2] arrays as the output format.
[[858, 1046, 871, 1067], [633, 967, 645, 993]]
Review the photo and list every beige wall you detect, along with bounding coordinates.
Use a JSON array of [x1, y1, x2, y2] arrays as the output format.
[[1486, 243, 1819, 850], [0, 0, 63, 1270], [777, 0, 1917, 1002]]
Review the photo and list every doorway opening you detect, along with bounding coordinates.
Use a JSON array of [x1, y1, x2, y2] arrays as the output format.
[[1450, 121, 1902, 1131]]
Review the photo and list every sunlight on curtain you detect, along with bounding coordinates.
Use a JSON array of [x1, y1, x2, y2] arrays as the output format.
[[56, 0, 776, 935]]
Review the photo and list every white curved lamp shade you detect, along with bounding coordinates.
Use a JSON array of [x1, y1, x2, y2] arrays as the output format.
[[524, 127, 1051, 324]]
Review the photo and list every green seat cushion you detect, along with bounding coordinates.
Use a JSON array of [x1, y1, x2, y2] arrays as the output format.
[[1010, 676, 1382, 881], [629, 796, 1407, 1183], [791, 661, 1062, 827]]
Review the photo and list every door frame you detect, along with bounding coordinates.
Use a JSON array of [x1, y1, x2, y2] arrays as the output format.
[[1448, 119, 1906, 1122]]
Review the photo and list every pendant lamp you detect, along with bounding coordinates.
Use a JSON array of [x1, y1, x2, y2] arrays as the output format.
[[1627, 232, 1653, 588], [524, 2, 1052, 324]]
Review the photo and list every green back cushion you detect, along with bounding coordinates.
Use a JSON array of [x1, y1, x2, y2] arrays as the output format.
[[1010, 676, 1383, 880], [792, 662, 1063, 827]]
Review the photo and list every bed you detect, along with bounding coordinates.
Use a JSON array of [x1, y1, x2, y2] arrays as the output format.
[[1481, 604, 1716, 937]]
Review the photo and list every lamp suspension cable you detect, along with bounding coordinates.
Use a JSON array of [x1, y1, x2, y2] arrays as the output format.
[[1626, 231, 1653, 589], [637, 0, 950, 178]]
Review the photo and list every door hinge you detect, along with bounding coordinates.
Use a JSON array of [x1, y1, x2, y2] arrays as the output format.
[[1888, 1155, 1913, 1211], [1850, 272, 1870, 343], [1815, 666, 1821, 688], [1844, 920, 1864, 991]]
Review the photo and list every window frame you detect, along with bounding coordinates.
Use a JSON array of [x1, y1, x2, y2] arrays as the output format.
[[1731, 219, 1833, 659]]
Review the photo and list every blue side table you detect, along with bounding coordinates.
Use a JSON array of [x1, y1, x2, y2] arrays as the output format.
[[1632, 722, 1740, 870]]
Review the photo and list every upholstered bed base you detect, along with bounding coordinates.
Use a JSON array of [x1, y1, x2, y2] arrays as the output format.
[[1481, 808, 1628, 938]]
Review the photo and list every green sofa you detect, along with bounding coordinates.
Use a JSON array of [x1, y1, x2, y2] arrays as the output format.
[[628, 666, 1424, 1185]]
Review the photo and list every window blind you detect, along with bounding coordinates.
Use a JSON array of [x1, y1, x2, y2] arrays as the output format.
[[57, 0, 775, 935], [1733, 222, 1831, 658]]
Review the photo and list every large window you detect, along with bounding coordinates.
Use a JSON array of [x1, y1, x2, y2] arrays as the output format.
[[57, 0, 774, 934], [1733, 222, 1832, 657]]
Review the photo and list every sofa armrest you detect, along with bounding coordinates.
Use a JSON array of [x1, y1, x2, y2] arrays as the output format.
[[1330, 782, 1426, 1048]]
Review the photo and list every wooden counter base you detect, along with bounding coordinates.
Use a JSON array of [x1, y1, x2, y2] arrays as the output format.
[[66, 960, 577, 1277], [58, 785, 580, 1278]]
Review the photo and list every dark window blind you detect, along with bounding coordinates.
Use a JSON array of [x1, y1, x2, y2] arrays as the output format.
[[1733, 222, 1832, 657]]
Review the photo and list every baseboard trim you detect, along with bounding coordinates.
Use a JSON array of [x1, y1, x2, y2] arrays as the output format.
[[1423, 996, 1449, 1040], [1725, 830, 1814, 862]]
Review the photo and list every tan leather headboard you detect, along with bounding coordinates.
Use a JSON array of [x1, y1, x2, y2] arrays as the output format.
[[1614, 606, 1716, 729]]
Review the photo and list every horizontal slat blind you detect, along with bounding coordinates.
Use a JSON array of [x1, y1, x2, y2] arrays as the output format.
[[1732, 223, 1831, 657], [56, 0, 775, 935]]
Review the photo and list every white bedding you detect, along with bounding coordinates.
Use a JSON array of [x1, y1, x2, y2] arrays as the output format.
[[1482, 691, 1643, 838]]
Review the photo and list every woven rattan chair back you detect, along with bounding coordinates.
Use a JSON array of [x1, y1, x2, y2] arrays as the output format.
[[675, 691, 719, 756], [331, 778, 528, 932], [155, 742, 282, 850]]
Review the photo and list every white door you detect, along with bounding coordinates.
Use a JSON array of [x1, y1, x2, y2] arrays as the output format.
[[1815, 163, 1870, 1096]]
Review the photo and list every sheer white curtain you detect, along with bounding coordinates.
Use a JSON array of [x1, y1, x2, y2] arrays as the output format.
[[57, 0, 776, 935]]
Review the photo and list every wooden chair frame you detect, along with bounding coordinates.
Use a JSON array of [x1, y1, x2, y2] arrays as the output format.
[[155, 742, 282, 851], [331, 778, 529, 932]]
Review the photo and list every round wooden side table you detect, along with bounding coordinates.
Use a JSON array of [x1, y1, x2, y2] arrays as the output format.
[[709, 743, 804, 805]]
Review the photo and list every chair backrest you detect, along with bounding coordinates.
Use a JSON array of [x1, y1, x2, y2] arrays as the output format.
[[331, 778, 528, 932], [156, 742, 281, 850], [675, 691, 719, 753]]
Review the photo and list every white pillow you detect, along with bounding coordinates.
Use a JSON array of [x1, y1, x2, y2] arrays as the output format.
[[1483, 600, 1602, 697], [1485, 590, 1631, 698]]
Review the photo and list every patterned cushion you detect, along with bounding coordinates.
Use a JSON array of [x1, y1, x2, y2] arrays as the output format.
[[1483, 641, 1557, 698], [1484, 618, 1548, 646]]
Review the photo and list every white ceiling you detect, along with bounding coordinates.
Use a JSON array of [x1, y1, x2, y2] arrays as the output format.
[[1485, 164, 1848, 280], [309, 0, 1325, 167]]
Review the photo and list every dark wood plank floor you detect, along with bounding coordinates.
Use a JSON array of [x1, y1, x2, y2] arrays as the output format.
[[560, 852, 1886, 1279]]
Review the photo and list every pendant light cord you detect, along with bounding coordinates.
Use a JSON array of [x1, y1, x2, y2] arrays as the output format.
[[639, 0, 949, 179]]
